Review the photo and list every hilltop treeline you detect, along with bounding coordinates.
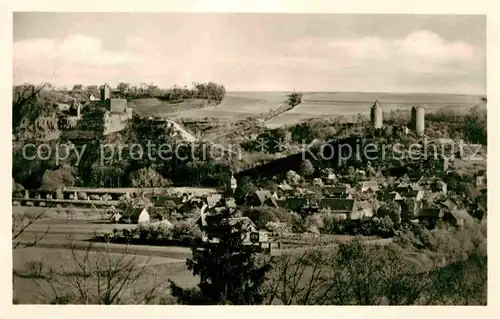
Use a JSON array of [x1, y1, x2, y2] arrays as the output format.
[[117, 82, 226, 104]]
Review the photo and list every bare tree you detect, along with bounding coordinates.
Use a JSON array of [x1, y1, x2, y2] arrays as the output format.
[[28, 236, 166, 304], [264, 241, 433, 305], [12, 210, 50, 249]]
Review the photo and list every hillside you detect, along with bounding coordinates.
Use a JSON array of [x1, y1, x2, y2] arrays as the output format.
[[169, 92, 290, 122], [128, 98, 212, 116]]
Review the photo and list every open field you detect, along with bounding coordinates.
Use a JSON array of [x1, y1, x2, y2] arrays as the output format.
[[13, 206, 111, 217], [266, 92, 485, 128], [129, 91, 485, 136], [169, 92, 290, 122], [16, 218, 136, 237], [128, 98, 210, 116]]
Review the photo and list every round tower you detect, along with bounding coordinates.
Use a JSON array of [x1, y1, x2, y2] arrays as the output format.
[[411, 105, 425, 135], [370, 100, 383, 129]]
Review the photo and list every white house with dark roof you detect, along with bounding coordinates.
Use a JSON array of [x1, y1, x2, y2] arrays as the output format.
[[352, 201, 374, 219], [358, 181, 380, 193], [130, 207, 150, 224], [323, 185, 352, 198]]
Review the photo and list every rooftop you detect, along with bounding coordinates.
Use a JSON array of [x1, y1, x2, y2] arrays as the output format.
[[319, 198, 356, 212]]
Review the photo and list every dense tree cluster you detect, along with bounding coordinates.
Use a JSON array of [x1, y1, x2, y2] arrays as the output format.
[[117, 82, 226, 104], [286, 92, 302, 107], [12, 115, 233, 190]]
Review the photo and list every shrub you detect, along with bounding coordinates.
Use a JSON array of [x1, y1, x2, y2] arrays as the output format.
[[22, 260, 45, 278], [373, 216, 395, 237], [171, 221, 193, 239], [290, 212, 309, 233], [299, 159, 315, 177], [321, 214, 345, 234]]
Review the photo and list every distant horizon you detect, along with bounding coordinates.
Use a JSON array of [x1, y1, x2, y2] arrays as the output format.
[[227, 90, 486, 96], [26, 84, 485, 97]]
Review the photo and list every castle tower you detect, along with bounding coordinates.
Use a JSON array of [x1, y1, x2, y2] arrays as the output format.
[[411, 105, 425, 135], [100, 83, 110, 101], [370, 100, 383, 129]]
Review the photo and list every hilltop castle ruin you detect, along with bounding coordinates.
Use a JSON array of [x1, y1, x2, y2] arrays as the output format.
[[98, 83, 133, 135]]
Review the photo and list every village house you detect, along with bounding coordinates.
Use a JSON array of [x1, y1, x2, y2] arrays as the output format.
[[416, 205, 472, 229], [351, 201, 374, 220], [443, 209, 474, 227], [323, 185, 352, 198], [302, 197, 320, 213], [401, 189, 425, 202], [388, 191, 404, 201], [130, 207, 150, 224], [206, 194, 223, 208], [475, 172, 487, 188], [430, 180, 448, 195], [195, 214, 267, 246], [175, 197, 202, 215], [319, 198, 357, 220], [441, 199, 458, 211], [278, 197, 308, 212], [277, 183, 294, 198], [394, 181, 422, 193], [312, 178, 324, 187], [322, 169, 338, 184], [417, 208, 444, 228], [358, 180, 380, 193], [151, 195, 173, 207], [245, 190, 278, 208]]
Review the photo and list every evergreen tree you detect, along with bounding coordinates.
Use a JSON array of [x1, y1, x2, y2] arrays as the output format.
[[169, 205, 271, 305]]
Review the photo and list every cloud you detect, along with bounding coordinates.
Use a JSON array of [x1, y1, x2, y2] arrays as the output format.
[[14, 34, 140, 85], [288, 30, 480, 70], [395, 30, 475, 63], [13, 30, 485, 94]]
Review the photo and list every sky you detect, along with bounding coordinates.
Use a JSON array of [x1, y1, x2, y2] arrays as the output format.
[[13, 13, 486, 94]]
